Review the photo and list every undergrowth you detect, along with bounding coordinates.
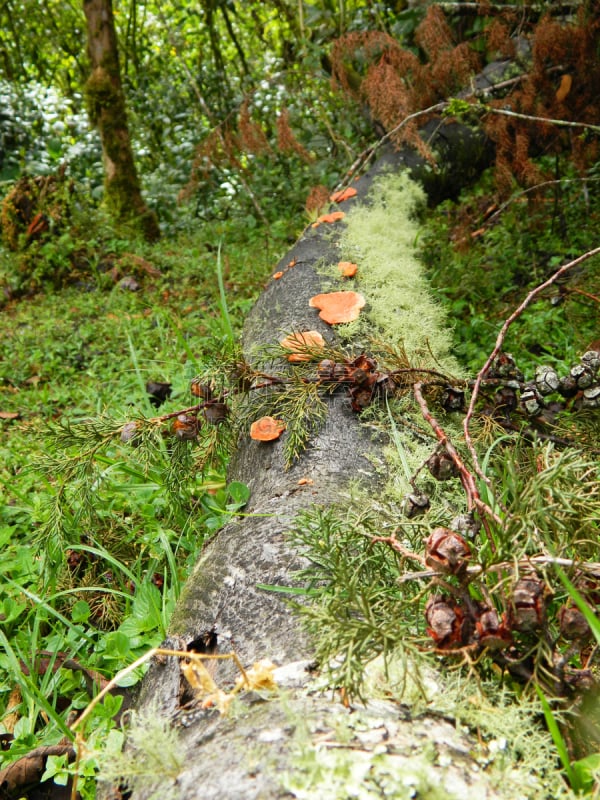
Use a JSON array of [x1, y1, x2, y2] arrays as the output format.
[[0, 212, 294, 795], [421, 161, 600, 375]]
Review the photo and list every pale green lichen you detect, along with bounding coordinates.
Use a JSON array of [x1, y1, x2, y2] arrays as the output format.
[[364, 652, 574, 800], [99, 703, 185, 800], [337, 172, 464, 378], [324, 171, 469, 507], [277, 674, 572, 800]]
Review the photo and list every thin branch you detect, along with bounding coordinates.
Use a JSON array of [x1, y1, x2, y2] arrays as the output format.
[[486, 177, 600, 227], [484, 105, 600, 135], [70, 648, 250, 733], [362, 531, 427, 565], [565, 286, 600, 305], [413, 382, 504, 537], [399, 555, 600, 583], [463, 246, 600, 485]]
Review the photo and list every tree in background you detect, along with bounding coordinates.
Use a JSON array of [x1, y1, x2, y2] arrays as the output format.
[[83, 0, 159, 240]]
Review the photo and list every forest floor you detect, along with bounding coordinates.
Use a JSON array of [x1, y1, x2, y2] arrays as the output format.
[[1, 160, 599, 798]]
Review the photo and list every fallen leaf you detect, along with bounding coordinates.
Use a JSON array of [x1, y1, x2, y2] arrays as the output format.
[[181, 659, 218, 695], [235, 659, 278, 692], [330, 187, 357, 203], [0, 744, 75, 795], [273, 271, 284, 279], [181, 661, 233, 714], [0, 411, 20, 420], [298, 477, 314, 486]]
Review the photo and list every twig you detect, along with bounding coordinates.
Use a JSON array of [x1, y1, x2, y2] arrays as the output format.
[[485, 177, 600, 227], [463, 246, 600, 485], [363, 531, 427, 565], [413, 382, 504, 538], [398, 555, 600, 583], [564, 285, 600, 305], [70, 648, 249, 734], [484, 105, 600, 135], [346, 103, 448, 181]]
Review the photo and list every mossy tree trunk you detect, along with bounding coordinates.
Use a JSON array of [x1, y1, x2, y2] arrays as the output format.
[[83, 0, 160, 241]]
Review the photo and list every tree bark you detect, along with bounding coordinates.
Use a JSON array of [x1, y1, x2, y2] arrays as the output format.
[[83, 0, 159, 241]]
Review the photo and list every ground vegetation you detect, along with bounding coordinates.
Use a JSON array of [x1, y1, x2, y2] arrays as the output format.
[[0, 2, 599, 797]]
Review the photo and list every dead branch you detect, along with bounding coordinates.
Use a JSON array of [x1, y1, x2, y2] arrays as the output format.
[[463, 246, 600, 487]]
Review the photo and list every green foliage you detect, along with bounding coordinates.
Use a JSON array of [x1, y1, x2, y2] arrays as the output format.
[[421, 164, 600, 376], [0, 79, 99, 183], [289, 505, 424, 696], [96, 703, 186, 800], [0, 4, 599, 796], [0, 214, 285, 794]]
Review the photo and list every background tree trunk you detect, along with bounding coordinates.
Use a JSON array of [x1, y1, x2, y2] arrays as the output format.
[[83, 0, 159, 241]]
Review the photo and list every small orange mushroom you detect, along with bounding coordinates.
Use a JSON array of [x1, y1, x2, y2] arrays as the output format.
[[330, 187, 357, 203], [337, 261, 358, 278], [309, 291, 366, 325], [250, 416, 286, 442], [311, 211, 346, 228], [280, 330, 326, 362]]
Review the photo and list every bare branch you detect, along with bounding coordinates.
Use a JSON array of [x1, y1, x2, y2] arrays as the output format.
[[463, 247, 600, 485]]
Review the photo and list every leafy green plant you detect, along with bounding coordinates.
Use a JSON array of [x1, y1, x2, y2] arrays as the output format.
[[0, 205, 287, 795]]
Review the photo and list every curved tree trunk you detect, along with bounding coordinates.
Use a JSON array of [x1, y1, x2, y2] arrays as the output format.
[[83, 0, 160, 241]]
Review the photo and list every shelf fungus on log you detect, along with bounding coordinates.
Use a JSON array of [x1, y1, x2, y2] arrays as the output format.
[[308, 290, 365, 324], [249, 416, 286, 441], [279, 330, 326, 362]]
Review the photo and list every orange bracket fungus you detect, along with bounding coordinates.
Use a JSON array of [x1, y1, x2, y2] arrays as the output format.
[[337, 261, 358, 278], [311, 211, 345, 228], [250, 416, 286, 442], [279, 330, 326, 362], [309, 291, 365, 325], [330, 187, 357, 203]]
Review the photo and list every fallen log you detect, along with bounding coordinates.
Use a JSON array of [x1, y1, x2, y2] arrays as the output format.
[[97, 117, 555, 799], [136, 119, 492, 707]]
